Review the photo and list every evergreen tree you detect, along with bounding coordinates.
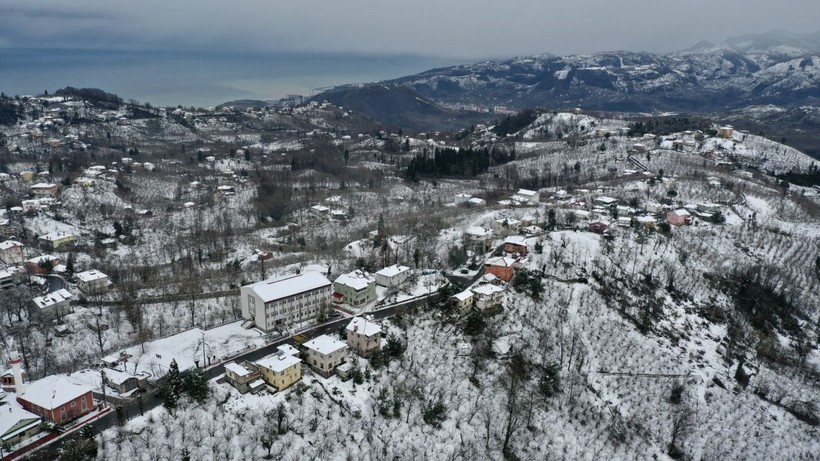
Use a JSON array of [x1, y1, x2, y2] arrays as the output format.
[[182, 368, 209, 403]]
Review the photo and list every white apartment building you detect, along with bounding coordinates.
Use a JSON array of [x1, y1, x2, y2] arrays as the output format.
[[240, 272, 332, 332]]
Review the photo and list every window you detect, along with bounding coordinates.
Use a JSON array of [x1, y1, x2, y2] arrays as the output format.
[[71, 401, 76, 407], [81, 402, 87, 411]]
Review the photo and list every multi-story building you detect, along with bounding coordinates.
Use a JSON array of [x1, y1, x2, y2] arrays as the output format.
[[332, 270, 376, 308], [240, 272, 332, 332], [32, 288, 74, 319], [76, 270, 110, 294], [0, 240, 24, 265], [224, 361, 265, 394], [255, 353, 302, 391], [303, 335, 348, 378], [346, 317, 382, 357]]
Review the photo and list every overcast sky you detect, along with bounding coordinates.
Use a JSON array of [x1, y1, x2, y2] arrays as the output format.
[[2, 0, 818, 59]]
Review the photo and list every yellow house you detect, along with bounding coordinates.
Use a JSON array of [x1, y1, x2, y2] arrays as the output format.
[[254, 353, 302, 392], [39, 232, 77, 250]]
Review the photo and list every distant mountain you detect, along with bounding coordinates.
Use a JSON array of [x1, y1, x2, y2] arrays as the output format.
[[317, 31, 820, 131]]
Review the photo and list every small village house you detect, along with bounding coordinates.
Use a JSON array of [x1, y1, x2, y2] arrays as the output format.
[[255, 353, 302, 392], [463, 226, 494, 251], [588, 221, 610, 234], [484, 256, 519, 283], [25, 255, 60, 274], [718, 126, 734, 139], [502, 236, 528, 256], [470, 284, 505, 313], [29, 183, 59, 197], [32, 288, 74, 319], [513, 189, 540, 204], [374, 264, 412, 288], [454, 193, 472, 205], [39, 231, 77, 250], [17, 376, 95, 424], [451, 289, 475, 314], [667, 209, 693, 226], [102, 368, 150, 395], [593, 196, 618, 207], [0, 240, 24, 265], [346, 317, 382, 357], [303, 335, 348, 378], [76, 269, 110, 294], [0, 405, 42, 447], [223, 362, 265, 394], [333, 270, 376, 308]]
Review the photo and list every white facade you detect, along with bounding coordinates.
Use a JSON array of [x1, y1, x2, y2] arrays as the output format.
[[0, 240, 24, 265], [76, 270, 110, 294], [240, 272, 332, 332], [374, 264, 412, 288], [303, 334, 348, 378]]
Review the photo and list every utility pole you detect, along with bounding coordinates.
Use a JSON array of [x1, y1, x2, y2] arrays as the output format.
[[201, 330, 207, 368]]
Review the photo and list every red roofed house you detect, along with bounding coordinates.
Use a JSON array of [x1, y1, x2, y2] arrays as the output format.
[[588, 221, 610, 234], [17, 376, 95, 424]]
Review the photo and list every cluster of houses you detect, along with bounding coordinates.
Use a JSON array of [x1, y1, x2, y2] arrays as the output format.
[[309, 195, 350, 221], [240, 263, 415, 333], [224, 315, 383, 394], [0, 236, 112, 319]]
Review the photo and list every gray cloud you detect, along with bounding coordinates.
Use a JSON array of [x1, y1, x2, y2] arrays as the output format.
[[2, 0, 818, 58]]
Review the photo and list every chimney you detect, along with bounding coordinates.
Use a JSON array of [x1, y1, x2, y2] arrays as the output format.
[[8, 339, 24, 395]]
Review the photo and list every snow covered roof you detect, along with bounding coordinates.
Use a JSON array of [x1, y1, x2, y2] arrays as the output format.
[[485, 256, 518, 268], [32, 288, 73, 309], [303, 334, 347, 355], [30, 183, 57, 189], [346, 317, 381, 337], [225, 362, 254, 377], [39, 231, 76, 242], [452, 289, 474, 302], [255, 353, 301, 373], [334, 270, 375, 291], [516, 189, 537, 197], [76, 270, 108, 282], [595, 196, 618, 204], [672, 209, 691, 216], [18, 375, 93, 410], [471, 284, 504, 296], [0, 403, 40, 442], [276, 344, 300, 357], [503, 236, 527, 246], [245, 272, 331, 302], [375, 264, 410, 278], [103, 368, 146, 386], [464, 226, 493, 237], [0, 240, 23, 250]]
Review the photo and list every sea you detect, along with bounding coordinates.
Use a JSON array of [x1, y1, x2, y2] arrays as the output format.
[[0, 48, 462, 108]]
